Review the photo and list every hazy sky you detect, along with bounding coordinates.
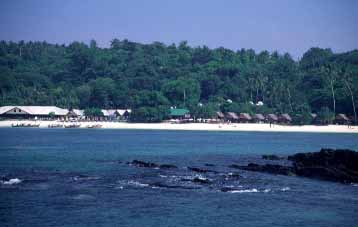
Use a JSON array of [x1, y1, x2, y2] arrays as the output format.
[[0, 0, 357, 59]]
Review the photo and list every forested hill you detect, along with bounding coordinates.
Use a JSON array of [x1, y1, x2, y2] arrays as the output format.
[[0, 39, 357, 122]]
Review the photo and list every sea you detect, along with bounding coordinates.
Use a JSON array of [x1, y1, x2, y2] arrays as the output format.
[[0, 128, 357, 227]]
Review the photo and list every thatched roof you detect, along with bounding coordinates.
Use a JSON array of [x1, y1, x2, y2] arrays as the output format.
[[267, 114, 278, 121], [226, 112, 239, 120], [239, 113, 252, 120], [254, 114, 265, 120], [336, 114, 349, 121], [216, 111, 225, 118], [310, 113, 317, 119], [280, 114, 292, 122]]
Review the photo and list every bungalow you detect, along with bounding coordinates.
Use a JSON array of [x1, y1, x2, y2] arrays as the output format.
[[239, 113, 252, 123], [67, 109, 85, 120], [169, 108, 190, 120], [266, 114, 279, 123], [335, 114, 350, 125], [279, 114, 292, 124], [0, 106, 68, 120], [226, 112, 239, 122], [253, 114, 265, 123], [107, 109, 132, 121]]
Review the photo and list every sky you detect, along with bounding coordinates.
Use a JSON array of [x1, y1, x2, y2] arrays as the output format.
[[0, 0, 357, 59]]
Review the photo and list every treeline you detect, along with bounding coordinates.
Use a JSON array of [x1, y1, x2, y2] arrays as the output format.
[[0, 39, 357, 123]]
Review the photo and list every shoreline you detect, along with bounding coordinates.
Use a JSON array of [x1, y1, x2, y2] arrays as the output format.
[[0, 120, 357, 133]]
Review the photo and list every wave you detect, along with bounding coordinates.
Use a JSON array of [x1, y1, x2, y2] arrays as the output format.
[[281, 187, 290, 191], [229, 188, 258, 193], [119, 180, 149, 187], [1, 178, 22, 185]]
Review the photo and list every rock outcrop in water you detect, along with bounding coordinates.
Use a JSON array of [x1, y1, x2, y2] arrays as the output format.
[[288, 148, 358, 183], [127, 160, 177, 169], [262, 155, 284, 161], [230, 163, 295, 176], [234, 148, 358, 183]]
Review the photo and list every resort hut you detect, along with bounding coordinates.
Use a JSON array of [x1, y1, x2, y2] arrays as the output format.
[[169, 108, 190, 120], [253, 114, 265, 123], [226, 112, 239, 123], [239, 113, 252, 123], [101, 109, 110, 121], [215, 111, 225, 123], [266, 114, 278, 123], [310, 113, 319, 125], [335, 114, 350, 125], [67, 109, 84, 120], [107, 109, 132, 121], [279, 114, 292, 124]]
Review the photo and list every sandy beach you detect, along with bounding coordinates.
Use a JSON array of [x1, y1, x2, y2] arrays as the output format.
[[0, 120, 357, 133]]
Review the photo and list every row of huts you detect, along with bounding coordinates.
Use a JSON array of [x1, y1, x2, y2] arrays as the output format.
[[216, 112, 352, 124], [169, 108, 352, 125], [0, 106, 131, 121]]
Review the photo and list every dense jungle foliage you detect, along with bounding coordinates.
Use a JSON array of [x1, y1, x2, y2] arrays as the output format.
[[0, 39, 357, 123]]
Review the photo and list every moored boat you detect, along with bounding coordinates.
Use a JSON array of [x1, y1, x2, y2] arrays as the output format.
[[64, 124, 81, 128], [87, 124, 102, 128], [12, 123, 40, 128]]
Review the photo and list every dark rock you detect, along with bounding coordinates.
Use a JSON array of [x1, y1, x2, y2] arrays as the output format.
[[128, 160, 159, 168], [150, 182, 200, 190], [128, 160, 177, 169], [232, 148, 358, 184], [220, 187, 238, 192], [188, 167, 218, 174], [229, 163, 295, 176], [159, 164, 178, 169], [192, 177, 212, 184], [262, 155, 284, 160], [288, 148, 358, 183]]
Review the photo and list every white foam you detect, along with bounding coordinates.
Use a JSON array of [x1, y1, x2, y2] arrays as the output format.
[[2, 178, 22, 185], [127, 180, 149, 187], [281, 187, 290, 191], [263, 188, 271, 193], [230, 188, 258, 193]]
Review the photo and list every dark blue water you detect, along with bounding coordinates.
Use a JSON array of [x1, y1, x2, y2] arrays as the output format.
[[0, 128, 357, 227]]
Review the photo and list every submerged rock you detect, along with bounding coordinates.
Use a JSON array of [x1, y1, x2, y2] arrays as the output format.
[[187, 167, 218, 174], [262, 155, 284, 161], [128, 160, 159, 168], [128, 160, 177, 169], [150, 182, 200, 190], [159, 164, 178, 169], [230, 163, 295, 176]]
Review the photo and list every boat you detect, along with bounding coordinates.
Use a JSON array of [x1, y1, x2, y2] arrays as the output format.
[[12, 123, 40, 128], [48, 123, 63, 128], [87, 124, 102, 128], [64, 124, 81, 128]]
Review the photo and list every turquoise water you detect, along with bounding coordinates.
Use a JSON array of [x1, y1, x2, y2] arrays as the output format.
[[0, 128, 357, 227]]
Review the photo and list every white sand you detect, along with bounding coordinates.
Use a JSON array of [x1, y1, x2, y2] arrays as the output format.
[[0, 120, 357, 133]]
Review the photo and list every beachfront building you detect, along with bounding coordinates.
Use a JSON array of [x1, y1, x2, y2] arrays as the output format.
[[253, 114, 265, 123], [279, 114, 292, 124], [225, 112, 239, 123], [0, 106, 68, 120], [335, 114, 350, 125], [67, 109, 85, 120], [107, 109, 132, 121], [169, 108, 190, 120], [266, 114, 279, 123], [239, 113, 252, 123]]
